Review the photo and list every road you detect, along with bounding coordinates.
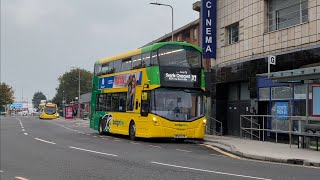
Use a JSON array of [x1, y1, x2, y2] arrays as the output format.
[[1, 116, 320, 180]]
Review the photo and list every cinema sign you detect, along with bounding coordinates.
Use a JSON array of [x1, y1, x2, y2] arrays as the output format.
[[201, 0, 217, 59]]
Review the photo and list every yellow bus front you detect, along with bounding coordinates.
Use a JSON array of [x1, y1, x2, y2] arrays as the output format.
[[40, 104, 58, 119]]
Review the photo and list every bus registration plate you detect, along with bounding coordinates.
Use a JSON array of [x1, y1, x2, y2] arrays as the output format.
[[174, 135, 186, 138]]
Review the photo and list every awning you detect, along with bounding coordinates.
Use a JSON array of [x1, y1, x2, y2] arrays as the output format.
[[260, 66, 320, 83]]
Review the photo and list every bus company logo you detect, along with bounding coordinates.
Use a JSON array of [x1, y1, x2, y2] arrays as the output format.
[[174, 124, 187, 127], [112, 119, 124, 127], [102, 113, 113, 132]]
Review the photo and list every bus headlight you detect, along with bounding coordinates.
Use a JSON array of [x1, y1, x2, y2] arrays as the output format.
[[152, 117, 159, 125], [202, 119, 207, 126]]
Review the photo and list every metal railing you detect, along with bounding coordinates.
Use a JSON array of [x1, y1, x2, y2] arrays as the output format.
[[240, 115, 320, 146], [240, 115, 261, 140], [206, 116, 223, 136]]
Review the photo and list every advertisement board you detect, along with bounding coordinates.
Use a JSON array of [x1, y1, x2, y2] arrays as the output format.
[[65, 106, 73, 119], [312, 86, 320, 116], [99, 72, 142, 90]]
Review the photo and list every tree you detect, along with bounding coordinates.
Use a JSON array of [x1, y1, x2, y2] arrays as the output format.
[[0, 82, 14, 107], [52, 68, 93, 106], [32, 92, 47, 108]]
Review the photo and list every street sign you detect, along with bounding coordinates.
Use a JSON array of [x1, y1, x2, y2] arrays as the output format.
[[268, 55, 276, 65]]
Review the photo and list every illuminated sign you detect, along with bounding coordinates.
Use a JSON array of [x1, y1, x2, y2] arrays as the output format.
[[201, 0, 217, 59]]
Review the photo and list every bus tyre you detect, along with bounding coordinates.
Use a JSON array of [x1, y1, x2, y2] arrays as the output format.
[[129, 121, 136, 141], [98, 119, 106, 135]]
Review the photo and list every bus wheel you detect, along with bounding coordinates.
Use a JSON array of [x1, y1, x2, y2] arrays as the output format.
[[98, 119, 106, 135], [129, 121, 136, 141]]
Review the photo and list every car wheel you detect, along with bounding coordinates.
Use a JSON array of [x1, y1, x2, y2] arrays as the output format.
[[129, 121, 136, 141]]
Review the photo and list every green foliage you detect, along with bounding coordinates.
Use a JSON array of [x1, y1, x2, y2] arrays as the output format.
[[0, 82, 14, 107], [52, 68, 93, 105], [32, 91, 47, 108]]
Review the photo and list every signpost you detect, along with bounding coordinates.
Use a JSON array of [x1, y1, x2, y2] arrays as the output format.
[[268, 55, 276, 78]]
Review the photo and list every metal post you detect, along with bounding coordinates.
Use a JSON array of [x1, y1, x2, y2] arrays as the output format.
[[251, 116, 253, 140], [150, 2, 174, 41], [276, 118, 278, 143], [240, 116, 242, 139], [263, 116, 265, 142], [78, 69, 81, 118], [289, 84, 293, 148]]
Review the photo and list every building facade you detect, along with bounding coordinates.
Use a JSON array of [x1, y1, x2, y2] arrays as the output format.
[[145, 0, 320, 136]]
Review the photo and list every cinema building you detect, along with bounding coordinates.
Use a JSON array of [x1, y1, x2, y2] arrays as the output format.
[[146, 0, 320, 137]]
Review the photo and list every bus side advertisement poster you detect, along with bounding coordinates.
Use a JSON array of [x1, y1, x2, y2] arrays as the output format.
[[99, 72, 142, 90], [159, 67, 201, 88]]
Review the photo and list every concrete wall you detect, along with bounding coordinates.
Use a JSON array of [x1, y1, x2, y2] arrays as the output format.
[[215, 0, 320, 68]]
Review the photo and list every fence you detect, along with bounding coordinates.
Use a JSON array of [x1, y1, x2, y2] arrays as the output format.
[[206, 116, 223, 136], [240, 115, 320, 146]]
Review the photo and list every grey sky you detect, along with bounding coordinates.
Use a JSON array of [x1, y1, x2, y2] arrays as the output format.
[[1, 0, 199, 103]]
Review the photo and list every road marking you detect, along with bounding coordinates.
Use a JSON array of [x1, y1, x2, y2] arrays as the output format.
[[0, 170, 3, 173], [24, 133, 28, 136], [15, 177, 29, 180], [86, 134, 91, 136], [150, 162, 272, 180], [130, 142, 141, 145], [99, 136, 105, 138], [114, 140, 121, 142], [69, 146, 117, 157], [176, 149, 192, 153], [93, 136, 98, 138], [204, 144, 241, 159], [22, 129, 25, 131], [149, 145, 162, 148], [35, 138, 56, 145]]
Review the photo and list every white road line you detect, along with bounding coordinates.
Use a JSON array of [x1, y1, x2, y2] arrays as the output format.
[[149, 145, 162, 148], [69, 146, 117, 157], [34, 138, 56, 145], [24, 133, 28, 136], [22, 129, 25, 132], [15, 176, 29, 180], [130, 142, 141, 145], [0, 170, 3, 173], [176, 149, 192, 153], [150, 162, 272, 180]]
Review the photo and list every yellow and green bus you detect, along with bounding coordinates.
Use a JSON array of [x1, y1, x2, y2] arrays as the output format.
[[90, 42, 206, 141], [39, 103, 58, 119]]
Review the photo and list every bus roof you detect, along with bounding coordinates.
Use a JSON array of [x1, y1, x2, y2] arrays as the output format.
[[45, 103, 57, 107], [96, 41, 202, 65]]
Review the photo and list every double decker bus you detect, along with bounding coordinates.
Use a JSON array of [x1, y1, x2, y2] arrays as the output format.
[[39, 103, 58, 119], [90, 42, 206, 141]]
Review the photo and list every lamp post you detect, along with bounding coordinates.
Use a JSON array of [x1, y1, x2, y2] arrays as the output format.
[[71, 67, 81, 118], [150, 2, 174, 41]]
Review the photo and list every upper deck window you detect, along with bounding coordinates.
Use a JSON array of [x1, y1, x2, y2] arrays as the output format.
[[158, 45, 201, 68]]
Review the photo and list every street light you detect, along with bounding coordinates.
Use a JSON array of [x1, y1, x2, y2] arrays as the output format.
[[150, 2, 174, 41], [71, 67, 81, 118]]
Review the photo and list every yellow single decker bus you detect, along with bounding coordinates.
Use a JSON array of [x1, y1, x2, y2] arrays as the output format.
[[90, 42, 206, 141], [39, 103, 58, 119]]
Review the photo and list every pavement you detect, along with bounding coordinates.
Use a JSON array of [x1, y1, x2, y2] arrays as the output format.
[[204, 135, 320, 167], [1, 116, 320, 180]]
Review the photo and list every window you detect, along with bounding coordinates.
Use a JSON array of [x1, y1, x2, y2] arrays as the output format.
[[158, 45, 202, 68], [228, 84, 239, 101], [268, 0, 308, 31], [96, 94, 107, 111], [271, 86, 292, 100], [113, 60, 122, 73], [193, 28, 198, 41], [176, 35, 180, 41], [132, 55, 142, 69], [259, 87, 270, 101], [240, 83, 250, 100], [142, 53, 151, 67], [227, 23, 239, 45], [150, 51, 158, 66], [121, 58, 132, 71], [294, 84, 306, 99], [111, 94, 120, 111]]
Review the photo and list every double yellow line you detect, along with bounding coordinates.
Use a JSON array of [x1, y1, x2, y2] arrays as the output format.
[[203, 144, 241, 159]]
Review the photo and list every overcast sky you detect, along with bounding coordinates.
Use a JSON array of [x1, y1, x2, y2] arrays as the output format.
[[1, 0, 200, 103]]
